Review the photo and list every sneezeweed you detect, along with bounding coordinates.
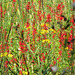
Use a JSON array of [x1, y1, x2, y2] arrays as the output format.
[[40, 23, 44, 26], [22, 71, 28, 75], [65, 47, 68, 50], [40, 23, 50, 27], [8, 54, 13, 57], [42, 39, 50, 44], [0, 52, 7, 57], [41, 29, 49, 34], [49, 29, 56, 33]]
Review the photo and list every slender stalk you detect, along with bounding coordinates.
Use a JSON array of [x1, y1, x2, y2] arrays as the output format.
[[23, 54, 29, 75], [42, 0, 44, 13]]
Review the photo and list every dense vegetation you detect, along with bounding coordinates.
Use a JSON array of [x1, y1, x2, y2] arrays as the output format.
[[0, 0, 75, 75]]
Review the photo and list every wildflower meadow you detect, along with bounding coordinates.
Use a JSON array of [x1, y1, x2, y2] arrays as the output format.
[[0, 0, 75, 75]]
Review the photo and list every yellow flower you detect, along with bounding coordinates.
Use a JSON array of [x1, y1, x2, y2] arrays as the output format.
[[0, 53, 3, 57], [42, 39, 46, 43], [22, 71, 28, 74], [42, 39, 50, 43], [8, 54, 13, 57], [46, 39, 50, 43], [26, 26, 31, 30], [0, 52, 8, 57], [45, 30, 49, 33], [3, 52, 7, 56], [65, 47, 68, 50], [41, 29, 45, 34], [46, 23, 49, 26], [41, 23, 50, 27], [49, 29, 56, 33], [41, 29, 49, 34], [40, 23, 44, 26]]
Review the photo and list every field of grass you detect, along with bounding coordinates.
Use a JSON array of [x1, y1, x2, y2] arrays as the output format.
[[0, 0, 75, 75]]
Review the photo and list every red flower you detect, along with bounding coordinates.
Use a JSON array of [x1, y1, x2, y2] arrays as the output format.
[[57, 56, 60, 60], [46, 14, 51, 22], [26, 2, 31, 11], [43, 55, 45, 60], [40, 58, 43, 62], [4, 61, 8, 68], [71, 30, 73, 33], [32, 60, 34, 63], [26, 22, 30, 27], [3, 9, 6, 15], [20, 60, 22, 64], [73, 23, 75, 26], [22, 30, 24, 33], [62, 5, 64, 8], [60, 16, 64, 20], [59, 50, 62, 55], [5, 64, 8, 68], [26, 5, 31, 10], [38, 1, 41, 6], [19, 70, 22, 75], [70, 26, 73, 28], [47, 14, 51, 19], [59, 10, 63, 15], [70, 19, 74, 24], [1, 26, 2, 29], [71, 9, 72, 11], [13, 0, 16, 2], [52, 34, 56, 38], [45, 52, 47, 55], [57, 4, 61, 10], [20, 46, 24, 50], [38, 15, 42, 21], [5, 61, 8, 64], [53, 61, 56, 65], [13, 58, 17, 62], [6, 46, 9, 49], [37, 10, 41, 16]]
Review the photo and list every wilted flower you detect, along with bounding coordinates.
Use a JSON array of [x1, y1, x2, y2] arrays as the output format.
[[50, 66, 58, 74]]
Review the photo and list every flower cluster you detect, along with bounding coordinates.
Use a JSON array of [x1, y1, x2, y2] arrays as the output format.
[[19, 41, 28, 53]]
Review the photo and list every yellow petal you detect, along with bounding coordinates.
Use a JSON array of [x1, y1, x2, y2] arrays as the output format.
[[22, 71, 28, 74], [65, 47, 68, 50], [46, 39, 50, 43], [46, 23, 49, 26], [40, 23, 44, 26], [0, 53, 3, 57], [4, 52, 7, 56], [42, 40, 46, 43], [8, 54, 13, 57]]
